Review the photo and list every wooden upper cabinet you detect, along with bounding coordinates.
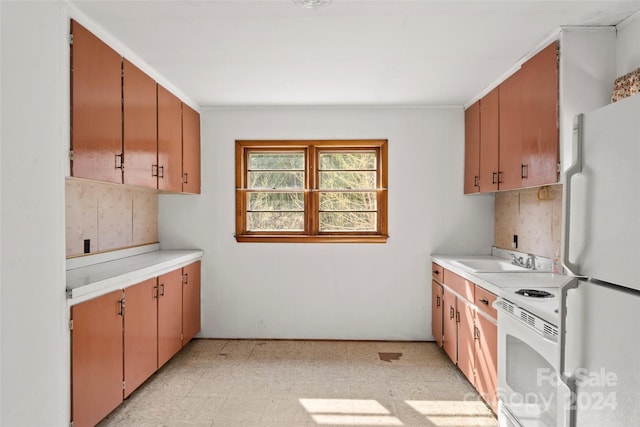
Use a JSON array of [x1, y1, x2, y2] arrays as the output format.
[[123, 59, 158, 188], [70, 20, 123, 184], [479, 87, 500, 192], [521, 41, 559, 187], [499, 69, 524, 191], [157, 85, 183, 192], [182, 104, 201, 194], [464, 101, 481, 194]]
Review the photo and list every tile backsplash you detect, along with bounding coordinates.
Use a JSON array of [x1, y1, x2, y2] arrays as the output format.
[[66, 178, 158, 257], [494, 184, 562, 259]]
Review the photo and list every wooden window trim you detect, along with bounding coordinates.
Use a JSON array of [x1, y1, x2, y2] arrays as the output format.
[[235, 140, 388, 243]]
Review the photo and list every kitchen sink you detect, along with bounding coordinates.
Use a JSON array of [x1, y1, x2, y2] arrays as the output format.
[[451, 259, 532, 273]]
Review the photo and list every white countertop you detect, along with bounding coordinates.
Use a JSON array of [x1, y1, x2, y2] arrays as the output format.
[[431, 254, 574, 298], [66, 246, 203, 305]]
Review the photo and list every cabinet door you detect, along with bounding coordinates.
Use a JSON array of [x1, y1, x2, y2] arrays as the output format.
[[158, 268, 183, 367], [499, 69, 524, 191], [464, 101, 481, 194], [71, 290, 123, 427], [157, 84, 183, 192], [442, 288, 457, 363], [431, 280, 443, 347], [457, 297, 475, 384], [123, 59, 157, 188], [182, 261, 202, 345], [521, 41, 559, 187], [124, 278, 158, 398], [479, 87, 500, 193], [182, 103, 201, 194], [475, 313, 498, 413], [70, 20, 123, 184]]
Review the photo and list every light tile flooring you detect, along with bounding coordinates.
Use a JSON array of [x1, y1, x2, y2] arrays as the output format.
[[98, 340, 498, 427]]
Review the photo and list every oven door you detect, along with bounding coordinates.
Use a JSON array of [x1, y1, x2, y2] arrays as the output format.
[[495, 299, 563, 427]]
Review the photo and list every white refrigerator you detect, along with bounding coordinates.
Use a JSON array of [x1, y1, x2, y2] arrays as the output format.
[[560, 92, 640, 426]]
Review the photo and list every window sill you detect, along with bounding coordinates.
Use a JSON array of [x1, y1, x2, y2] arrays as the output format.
[[235, 235, 389, 244]]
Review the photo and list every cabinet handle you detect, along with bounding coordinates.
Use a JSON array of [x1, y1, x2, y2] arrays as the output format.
[[436, 295, 441, 308], [152, 164, 159, 177], [479, 298, 489, 305], [183, 273, 189, 285], [117, 298, 125, 316], [449, 306, 455, 320], [183, 172, 188, 184], [521, 163, 528, 179], [153, 285, 159, 299], [474, 326, 480, 340], [160, 283, 165, 297], [158, 165, 164, 179], [433, 270, 439, 275], [498, 171, 503, 184], [474, 176, 479, 187], [456, 310, 460, 323], [115, 153, 124, 170], [492, 171, 498, 185]]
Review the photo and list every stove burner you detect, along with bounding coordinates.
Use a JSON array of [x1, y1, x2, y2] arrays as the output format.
[[515, 289, 554, 298]]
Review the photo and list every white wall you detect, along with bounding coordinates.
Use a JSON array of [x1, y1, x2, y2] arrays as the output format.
[[617, 11, 640, 76], [0, 1, 69, 425], [159, 107, 495, 340]]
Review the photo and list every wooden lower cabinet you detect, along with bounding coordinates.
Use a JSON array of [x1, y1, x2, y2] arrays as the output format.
[[475, 313, 498, 413], [124, 277, 158, 398], [442, 287, 457, 363], [431, 280, 443, 347], [158, 268, 184, 367], [457, 298, 476, 384], [71, 290, 124, 427], [182, 261, 202, 345], [71, 261, 201, 426], [433, 264, 498, 413]]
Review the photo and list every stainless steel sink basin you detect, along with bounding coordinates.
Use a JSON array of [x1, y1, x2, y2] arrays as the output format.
[[451, 259, 531, 273]]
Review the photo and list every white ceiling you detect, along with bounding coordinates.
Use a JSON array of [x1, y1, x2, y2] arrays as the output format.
[[70, 0, 640, 107]]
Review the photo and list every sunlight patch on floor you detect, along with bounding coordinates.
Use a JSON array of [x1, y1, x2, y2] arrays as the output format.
[[300, 398, 404, 425], [405, 400, 496, 426]]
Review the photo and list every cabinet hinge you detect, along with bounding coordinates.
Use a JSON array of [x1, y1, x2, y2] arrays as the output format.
[[69, 34, 74, 45], [557, 162, 561, 173], [69, 150, 74, 160], [122, 381, 126, 390], [181, 334, 184, 341], [69, 320, 73, 331], [69, 421, 74, 427]]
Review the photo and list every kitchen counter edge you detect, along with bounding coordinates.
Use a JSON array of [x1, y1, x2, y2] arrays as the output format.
[[66, 248, 203, 306]]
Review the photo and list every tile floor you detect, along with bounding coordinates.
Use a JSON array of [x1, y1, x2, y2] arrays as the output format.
[[98, 339, 498, 427]]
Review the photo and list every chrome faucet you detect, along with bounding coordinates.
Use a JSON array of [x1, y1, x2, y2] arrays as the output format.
[[510, 253, 525, 267], [526, 254, 537, 270], [510, 253, 536, 269]]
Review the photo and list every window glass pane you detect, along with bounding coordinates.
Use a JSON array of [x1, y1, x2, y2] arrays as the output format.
[[319, 152, 376, 170], [319, 192, 377, 211], [248, 152, 304, 170], [320, 212, 377, 232], [248, 171, 304, 189], [319, 171, 376, 190], [248, 192, 304, 212], [247, 212, 304, 232]]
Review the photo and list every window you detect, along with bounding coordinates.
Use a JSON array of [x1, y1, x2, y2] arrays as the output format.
[[235, 140, 388, 243]]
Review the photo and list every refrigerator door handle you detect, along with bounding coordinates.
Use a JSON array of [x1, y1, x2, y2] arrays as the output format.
[[557, 277, 581, 427], [561, 114, 584, 276]]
